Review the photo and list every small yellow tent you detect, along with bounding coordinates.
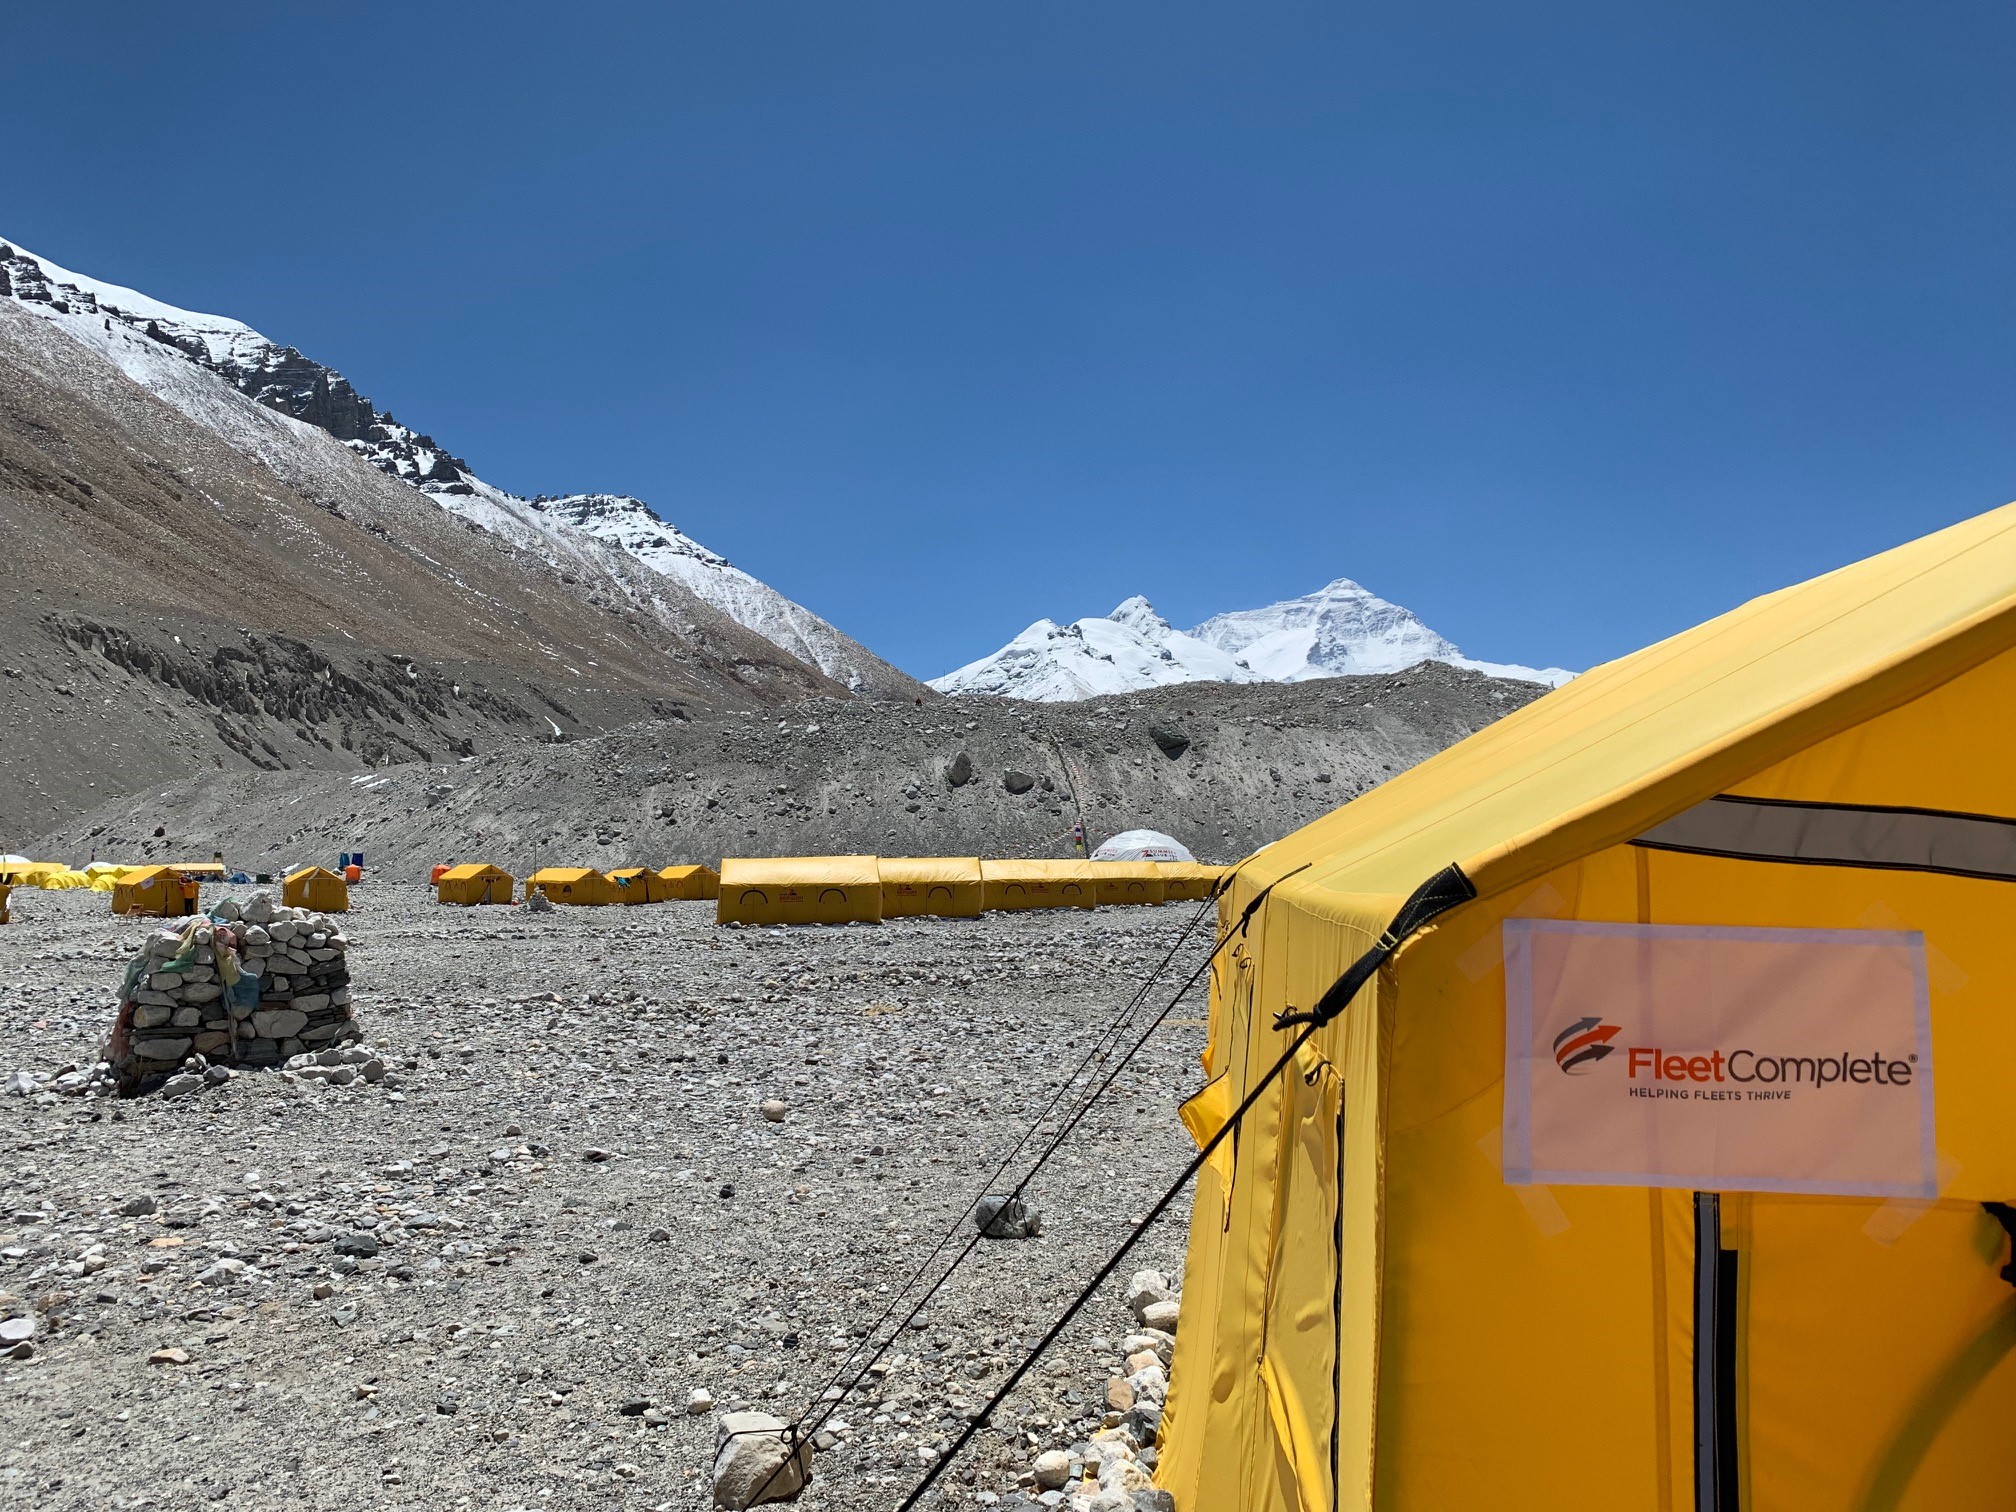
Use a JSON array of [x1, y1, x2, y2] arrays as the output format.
[[718, 857, 882, 926], [657, 863, 721, 900], [435, 863, 514, 906], [880, 857, 984, 919], [112, 865, 189, 917], [36, 869, 91, 890], [1154, 861, 1226, 901], [1089, 864, 1166, 907], [1160, 501, 2016, 1512], [525, 867, 621, 906], [978, 859, 1098, 911], [608, 866, 669, 904], [0, 862, 62, 886], [282, 865, 349, 912]]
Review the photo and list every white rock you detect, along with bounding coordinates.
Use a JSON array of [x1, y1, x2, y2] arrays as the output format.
[[711, 1410, 808, 1508], [1033, 1449, 1072, 1489]]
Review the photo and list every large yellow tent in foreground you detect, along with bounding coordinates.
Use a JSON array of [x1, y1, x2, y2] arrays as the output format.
[[435, 864, 514, 906], [880, 857, 984, 918], [978, 859, 1098, 911], [657, 864, 721, 900], [718, 857, 882, 925], [1159, 503, 2016, 1512]]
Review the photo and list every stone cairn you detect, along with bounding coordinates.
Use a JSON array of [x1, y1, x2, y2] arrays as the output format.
[[111, 891, 357, 1086]]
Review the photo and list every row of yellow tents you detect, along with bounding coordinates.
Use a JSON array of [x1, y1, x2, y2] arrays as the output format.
[[434, 862, 721, 907], [719, 856, 1226, 925], [430, 857, 1225, 921]]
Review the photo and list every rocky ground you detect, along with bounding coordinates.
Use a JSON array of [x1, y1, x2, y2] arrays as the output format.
[[27, 665, 1542, 875], [0, 882, 1215, 1510]]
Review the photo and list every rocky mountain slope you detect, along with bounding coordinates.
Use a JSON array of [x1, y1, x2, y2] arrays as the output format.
[[0, 298, 862, 838], [31, 664, 1544, 873], [933, 579, 1571, 699], [0, 238, 921, 700]]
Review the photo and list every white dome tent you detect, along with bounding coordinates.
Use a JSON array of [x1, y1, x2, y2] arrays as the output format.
[[1091, 829, 1195, 863]]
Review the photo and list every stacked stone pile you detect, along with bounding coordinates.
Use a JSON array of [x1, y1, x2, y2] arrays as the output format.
[[995, 1269, 1182, 1512], [115, 891, 358, 1082]]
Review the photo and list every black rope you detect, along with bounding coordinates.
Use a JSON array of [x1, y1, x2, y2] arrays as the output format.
[[889, 861, 1470, 1510], [749, 866, 1301, 1505], [795, 888, 1218, 1413], [893, 1016, 1326, 1510]]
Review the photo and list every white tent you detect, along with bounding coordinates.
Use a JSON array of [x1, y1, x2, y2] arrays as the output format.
[[1091, 829, 1195, 863]]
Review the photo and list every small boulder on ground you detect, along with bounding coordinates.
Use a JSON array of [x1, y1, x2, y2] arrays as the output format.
[[712, 1410, 810, 1508], [974, 1194, 1042, 1239]]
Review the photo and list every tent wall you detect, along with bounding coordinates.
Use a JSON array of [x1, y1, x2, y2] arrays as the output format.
[[881, 858, 984, 918], [609, 868, 667, 904], [283, 869, 349, 912], [718, 857, 882, 926], [1156, 863, 1225, 901], [658, 865, 720, 900], [526, 869, 620, 906], [436, 866, 514, 905], [1090, 866, 1166, 906], [1160, 643, 2016, 1511], [979, 861, 1098, 911], [112, 868, 185, 917]]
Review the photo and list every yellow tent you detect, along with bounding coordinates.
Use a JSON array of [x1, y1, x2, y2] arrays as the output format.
[[36, 869, 91, 890], [1088, 864, 1166, 907], [435, 863, 514, 906], [0, 861, 62, 886], [657, 863, 721, 900], [718, 857, 882, 926], [112, 865, 191, 917], [525, 867, 621, 906], [978, 859, 1098, 911], [282, 865, 350, 912], [1154, 861, 1226, 901], [166, 862, 227, 880], [608, 866, 669, 903], [1160, 502, 2016, 1512], [880, 857, 984, 919]]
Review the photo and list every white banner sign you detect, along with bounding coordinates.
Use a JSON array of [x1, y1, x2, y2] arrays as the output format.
[[1503, 919, 1935, 1198]]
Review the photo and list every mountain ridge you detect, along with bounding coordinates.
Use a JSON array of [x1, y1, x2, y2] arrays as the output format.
[[932, 578, 1570, 699], [0, 238, 923, 700]]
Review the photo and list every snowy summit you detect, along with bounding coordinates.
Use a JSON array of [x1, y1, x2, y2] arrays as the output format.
[[933, 580, 1570, 700]]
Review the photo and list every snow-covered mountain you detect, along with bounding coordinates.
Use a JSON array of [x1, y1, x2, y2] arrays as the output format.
[[0, 238, 922, 700], [933, 580, 1570, 700], [932, 598, 1264, 700]]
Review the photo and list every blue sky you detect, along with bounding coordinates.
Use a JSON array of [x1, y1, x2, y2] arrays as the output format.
[[7, 2, 2015, 680]]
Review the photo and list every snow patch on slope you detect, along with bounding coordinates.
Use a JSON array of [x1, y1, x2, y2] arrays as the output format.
[[527, 494, 889, 693]]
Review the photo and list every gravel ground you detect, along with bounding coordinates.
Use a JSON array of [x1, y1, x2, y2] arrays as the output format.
[[0, 883, 1211, 1510]]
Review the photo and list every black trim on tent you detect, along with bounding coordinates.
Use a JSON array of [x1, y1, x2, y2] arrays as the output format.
[[1693, 1193, 1742, 1512], [1632, 794, 2016, 884], [1274, 864, 1478, 1030]]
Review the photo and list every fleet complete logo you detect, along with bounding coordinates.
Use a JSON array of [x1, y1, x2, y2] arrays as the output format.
[[1551, 1017, 1917, 1096], [1553, 1017, 1621, 1074]]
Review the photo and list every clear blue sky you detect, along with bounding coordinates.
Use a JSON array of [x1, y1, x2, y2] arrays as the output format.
[[7, 2, 2015, 679]]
